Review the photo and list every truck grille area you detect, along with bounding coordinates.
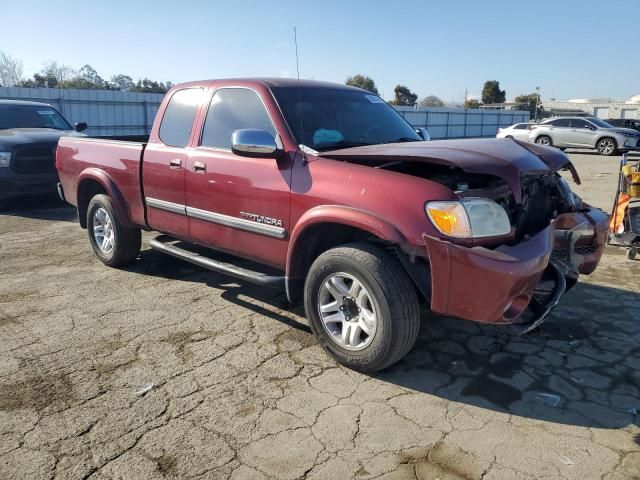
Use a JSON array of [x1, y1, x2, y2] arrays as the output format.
[[12, 145, 57, 174], [512, 174, 575, 241], [552, 244, 598, 260]]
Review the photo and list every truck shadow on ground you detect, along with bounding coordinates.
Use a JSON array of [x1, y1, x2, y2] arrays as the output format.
[[378, 280, 640, 430], [126, 247, 640, 430], [0, 195, 76, 222]]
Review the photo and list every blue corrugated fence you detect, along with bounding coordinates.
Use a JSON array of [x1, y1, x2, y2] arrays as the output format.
[[0, 87, 530, 139]]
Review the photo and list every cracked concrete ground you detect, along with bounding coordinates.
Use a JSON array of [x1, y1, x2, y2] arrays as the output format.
[[0, 152, 639, 480]]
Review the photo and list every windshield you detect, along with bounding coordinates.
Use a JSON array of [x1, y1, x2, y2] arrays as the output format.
[[0, 105, 72, 130], [588, 118, 614, 129], [271, 87, 421, 151]]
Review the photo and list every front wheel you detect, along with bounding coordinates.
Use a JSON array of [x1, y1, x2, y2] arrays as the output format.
[[304, 243, 420, 372], [597, 138, 617, 156], [535, 135, 552, 146], [87, 194, 141, 267]]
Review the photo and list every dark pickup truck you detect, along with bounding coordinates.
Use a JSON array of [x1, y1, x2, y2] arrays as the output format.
[[0, 99, 87, 205], [56, 78, 608, 371]]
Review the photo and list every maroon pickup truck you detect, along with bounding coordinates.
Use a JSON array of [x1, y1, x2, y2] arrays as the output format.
[[56, 78, 608, 371]]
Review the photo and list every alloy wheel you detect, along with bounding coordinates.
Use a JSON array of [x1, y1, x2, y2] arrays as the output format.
[[317, 272, 377, 351], [598, 139, 615, 155], [93, 207, 114, 254]]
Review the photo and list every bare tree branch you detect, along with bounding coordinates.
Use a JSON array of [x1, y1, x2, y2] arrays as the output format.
[[0, 51, 24, 87]]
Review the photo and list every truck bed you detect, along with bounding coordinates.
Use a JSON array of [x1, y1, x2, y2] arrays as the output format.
[[56, 136, 147, 227]]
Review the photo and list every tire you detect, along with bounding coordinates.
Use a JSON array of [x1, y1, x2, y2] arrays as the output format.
[[535, 135, 552, 146], [596, 137, 617, 156], [505, 135, 514, 139], [627, 248, 637, 261], [87, 194, 141, 267], [304, 243, 420, 372]]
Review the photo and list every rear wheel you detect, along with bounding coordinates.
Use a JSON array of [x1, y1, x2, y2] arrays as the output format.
[[304, 243, 420, 372], [87, 194, 141, 267], [627, 248, 637, 260], [596, 137, 617, 156], [535, 135, 552, 146]]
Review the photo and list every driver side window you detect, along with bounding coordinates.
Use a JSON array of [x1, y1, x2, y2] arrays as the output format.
[[200, 88, 276, 150], [571, 119, 592, 129]]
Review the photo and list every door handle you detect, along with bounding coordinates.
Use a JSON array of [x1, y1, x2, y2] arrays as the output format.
[[169, 159, 182, 169], [192, 161, 206, 173]]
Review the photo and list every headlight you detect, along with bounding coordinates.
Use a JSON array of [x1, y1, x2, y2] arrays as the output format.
[[622, 132, 638, 138], [425, 198, 511, 238], [0, 152, 10, 168]]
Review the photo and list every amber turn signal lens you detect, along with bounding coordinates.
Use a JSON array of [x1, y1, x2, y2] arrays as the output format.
[[425, 202, 471, 238], [427, 206, 459, 235]]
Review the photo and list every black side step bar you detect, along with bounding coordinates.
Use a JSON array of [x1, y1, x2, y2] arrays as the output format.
[[149, 235, 285, 288]]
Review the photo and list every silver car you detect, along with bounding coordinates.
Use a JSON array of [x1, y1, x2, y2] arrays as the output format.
[[529, 117, 640, 156]]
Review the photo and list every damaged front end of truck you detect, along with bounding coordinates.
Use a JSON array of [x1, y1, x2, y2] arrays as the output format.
[[320, 138, 609, 332]]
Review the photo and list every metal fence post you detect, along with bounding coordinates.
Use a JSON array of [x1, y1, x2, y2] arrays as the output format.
[[464, 110, 468, 138], [445, 112, 450, 139], [143, 100, 149, 134]]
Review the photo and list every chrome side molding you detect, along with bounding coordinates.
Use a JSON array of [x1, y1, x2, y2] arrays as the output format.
[[145, 197, 186, 215], [186, 206, 286, 239], [145, 197, 286, 239]]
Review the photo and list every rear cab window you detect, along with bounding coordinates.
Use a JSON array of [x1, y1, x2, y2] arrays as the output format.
[[200, 88, 276, 150], [159, 88, 204, 147]]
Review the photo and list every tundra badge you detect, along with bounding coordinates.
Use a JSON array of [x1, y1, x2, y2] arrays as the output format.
[[240, 212, 283, 227]]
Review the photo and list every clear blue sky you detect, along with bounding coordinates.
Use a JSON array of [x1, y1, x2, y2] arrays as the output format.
[[2, 0, 639, 102]]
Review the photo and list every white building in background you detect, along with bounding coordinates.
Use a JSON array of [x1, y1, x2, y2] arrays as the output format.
[[542, 95, 640, 119]]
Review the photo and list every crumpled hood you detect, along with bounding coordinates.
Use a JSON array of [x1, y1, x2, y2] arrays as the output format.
[[0, 128, 85, 150], [318, 138, 574, 203]]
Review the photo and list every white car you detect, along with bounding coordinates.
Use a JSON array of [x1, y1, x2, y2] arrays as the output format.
[[496, 123, 531, 141]]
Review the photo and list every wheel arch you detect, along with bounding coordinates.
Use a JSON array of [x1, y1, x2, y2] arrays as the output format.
[[285, 206, 408, 303], [596, 135, 618, 147], [535, 134, 552, 144], [77, 169, 132, 229]]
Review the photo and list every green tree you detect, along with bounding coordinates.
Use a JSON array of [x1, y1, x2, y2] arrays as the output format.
[[419, 95, 444, 107], [345, 74, 379, 95], [110, 74, 135, 91], [390, 85, 418, 106], [514, 93, 539, 113], [62, 64, 110, 89], [481, 80, 506, 104], [130, 78, 173, 93], [464, 99, 481, 109]]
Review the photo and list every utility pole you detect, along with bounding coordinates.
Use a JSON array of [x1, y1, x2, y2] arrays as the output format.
[[535, 86, 541, 121]]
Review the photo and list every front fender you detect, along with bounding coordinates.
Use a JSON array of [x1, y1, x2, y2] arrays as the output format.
[[286, 205, 407, 278], [77, 168, 133, 228]]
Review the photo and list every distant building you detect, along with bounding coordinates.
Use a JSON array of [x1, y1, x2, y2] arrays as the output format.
[[541, 95, 640, 119]]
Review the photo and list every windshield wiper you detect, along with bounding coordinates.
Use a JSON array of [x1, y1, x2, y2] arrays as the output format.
[[315, 141, 372, 151], [383, 137, 421, 144]]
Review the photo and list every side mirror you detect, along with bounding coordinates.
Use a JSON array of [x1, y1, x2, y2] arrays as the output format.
[[231, 129, 278, 157], [74, 122, 88, 132], [415, 127, 431, 141]]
